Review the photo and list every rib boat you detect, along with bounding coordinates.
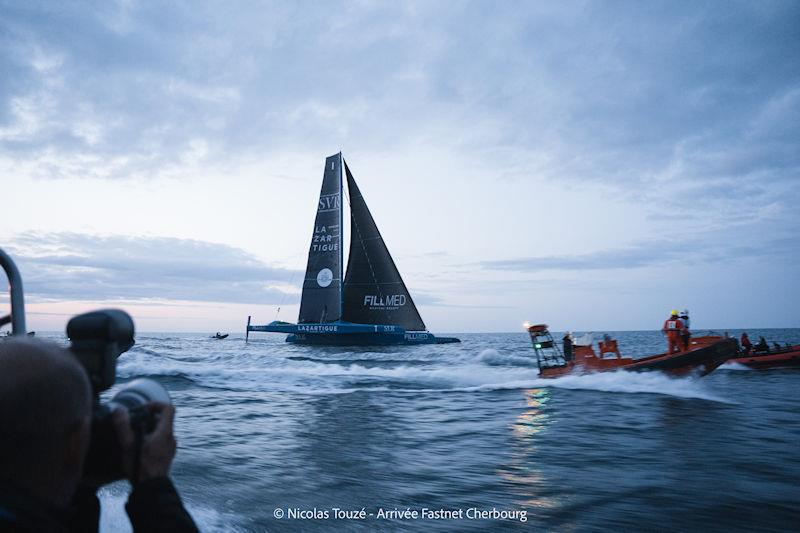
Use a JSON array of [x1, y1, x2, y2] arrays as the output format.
[[527, 324, 737, 378], [247, 153, 459, 346], [727, 343, 800, 369]]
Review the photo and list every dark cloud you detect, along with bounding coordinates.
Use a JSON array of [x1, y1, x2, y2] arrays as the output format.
[[1, 1, 797, 202], [6, 232, 300, 304]]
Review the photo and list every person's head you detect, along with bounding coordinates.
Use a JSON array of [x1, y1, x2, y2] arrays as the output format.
[[0, 338, 92, 507], [670, 310, 679, 317]]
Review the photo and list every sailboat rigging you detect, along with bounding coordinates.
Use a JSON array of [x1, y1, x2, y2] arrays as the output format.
[[246, 153, 459, 345]]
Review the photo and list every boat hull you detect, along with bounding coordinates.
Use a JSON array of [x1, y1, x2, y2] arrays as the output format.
[[538, 338, 737, 379], [248, 320, 460, 346], [286, 332, 459, 345], [727, 345, 800, 369]]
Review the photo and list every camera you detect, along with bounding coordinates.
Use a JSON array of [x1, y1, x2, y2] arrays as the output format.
[[67, 309, 171, 480]]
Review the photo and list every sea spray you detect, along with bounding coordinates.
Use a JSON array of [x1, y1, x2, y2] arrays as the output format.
[[98, 484, 245, 533], [117, 338, 729, 402], [545, 370, 732, 402]]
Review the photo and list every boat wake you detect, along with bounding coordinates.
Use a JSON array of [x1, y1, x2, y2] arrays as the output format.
[[115, 342, 729, 402], [542, 371, 731, 403]]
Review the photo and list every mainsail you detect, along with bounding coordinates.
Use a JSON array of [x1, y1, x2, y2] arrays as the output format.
[[298, 153, 343, 323], [341, 162, 426, 331]]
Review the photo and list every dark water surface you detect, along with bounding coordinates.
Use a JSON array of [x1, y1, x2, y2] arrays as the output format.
[[44, 329, 799, 531]]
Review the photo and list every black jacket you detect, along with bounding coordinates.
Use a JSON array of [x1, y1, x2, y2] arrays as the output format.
[[0, 478, 198, 533]]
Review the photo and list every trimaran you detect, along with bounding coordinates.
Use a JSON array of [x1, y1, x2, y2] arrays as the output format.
[[247, 153, 459, 345]]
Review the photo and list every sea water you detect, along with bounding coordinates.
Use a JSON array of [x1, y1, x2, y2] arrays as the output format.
[[40, 329, 800, 531]]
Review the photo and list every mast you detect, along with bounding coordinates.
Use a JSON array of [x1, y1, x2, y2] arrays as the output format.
[[338, 151, 344, 320]]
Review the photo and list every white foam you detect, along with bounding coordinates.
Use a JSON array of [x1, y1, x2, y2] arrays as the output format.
[[475, 348, 534, 366], [99, 485, 243, 532], [116, 347, 729, 402], [719, 362, 753, 371], [542, 370, 731, 402]]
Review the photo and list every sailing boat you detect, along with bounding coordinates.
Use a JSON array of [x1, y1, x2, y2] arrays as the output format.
[[246, 153, 459, 345]]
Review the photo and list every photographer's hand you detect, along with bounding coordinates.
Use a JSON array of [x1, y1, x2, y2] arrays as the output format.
[[114, 403, 199, 532], [113, 403, 177, 483]]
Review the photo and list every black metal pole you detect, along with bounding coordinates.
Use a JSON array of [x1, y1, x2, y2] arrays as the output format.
[[0, 247, 26, 335]]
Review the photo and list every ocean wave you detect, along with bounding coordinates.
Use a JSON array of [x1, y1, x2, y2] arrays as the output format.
[[475, 348, 537, 367], [286, 355, 433, 365], [116, 346, 729, 402]]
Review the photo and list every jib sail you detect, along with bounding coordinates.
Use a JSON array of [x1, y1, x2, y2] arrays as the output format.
[[298, 153, 343, 323], [341, 161, 426, 331]]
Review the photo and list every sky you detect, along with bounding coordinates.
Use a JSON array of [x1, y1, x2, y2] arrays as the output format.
[[1, 0, 798, 333]]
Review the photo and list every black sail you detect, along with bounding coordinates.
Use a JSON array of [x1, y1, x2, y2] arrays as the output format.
[[342, 162, 426, 331], [298, 153, 343, 323]]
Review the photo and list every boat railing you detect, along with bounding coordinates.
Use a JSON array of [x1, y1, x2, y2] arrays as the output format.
[[0, 247, 27, 336], [528, 325, 568, 370]]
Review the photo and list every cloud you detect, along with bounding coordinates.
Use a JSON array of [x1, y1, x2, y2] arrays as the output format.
[[411, 291, 512, 309], [1, 1, 797, 208], [478, 234, 800, 272], [6, 232, 300, 304]]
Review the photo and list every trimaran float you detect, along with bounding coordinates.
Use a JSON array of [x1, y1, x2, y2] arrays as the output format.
[[247, 153, 459, 346]]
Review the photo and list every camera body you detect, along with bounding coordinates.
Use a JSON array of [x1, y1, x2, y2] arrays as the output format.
[[67, 309, 171, 480]]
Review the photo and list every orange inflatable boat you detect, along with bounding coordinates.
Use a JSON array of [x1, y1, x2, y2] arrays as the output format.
[[727, 344, 800, 369], [527, 324, 737, 379]]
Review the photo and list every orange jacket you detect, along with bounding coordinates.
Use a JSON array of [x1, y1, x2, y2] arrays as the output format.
[[662, 318, 685, 334]]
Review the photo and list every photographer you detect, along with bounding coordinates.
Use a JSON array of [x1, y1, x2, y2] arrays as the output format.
[[0, 338, 197, 532]]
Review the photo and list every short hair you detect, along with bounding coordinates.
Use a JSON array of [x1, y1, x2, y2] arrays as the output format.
[[0, 338, 92, 481]]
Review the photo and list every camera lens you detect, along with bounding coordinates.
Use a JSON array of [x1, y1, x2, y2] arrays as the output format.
[[108, 378, 171, 412]]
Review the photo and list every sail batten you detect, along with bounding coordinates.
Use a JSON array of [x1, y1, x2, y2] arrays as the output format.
[[341, 161, 427, 331]]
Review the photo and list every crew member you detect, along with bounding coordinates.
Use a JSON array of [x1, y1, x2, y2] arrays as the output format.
[[754, 336, 769, 353], [661, 310, 685, 354], [679, 309, 691, 351], [0, 338, 198, 532], [562, 331, 574, 362], [740, 332, 753, 354]]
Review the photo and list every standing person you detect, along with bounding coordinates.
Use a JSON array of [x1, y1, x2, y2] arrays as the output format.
[[741, 332, 753, 354], [679, 309, 691, 351], [562, 331, 574, 362], [661, 310, 685, 354]]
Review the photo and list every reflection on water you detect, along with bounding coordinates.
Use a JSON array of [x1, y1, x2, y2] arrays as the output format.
[[500, 388, 561, 514], [513, 388, 551, 438]]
